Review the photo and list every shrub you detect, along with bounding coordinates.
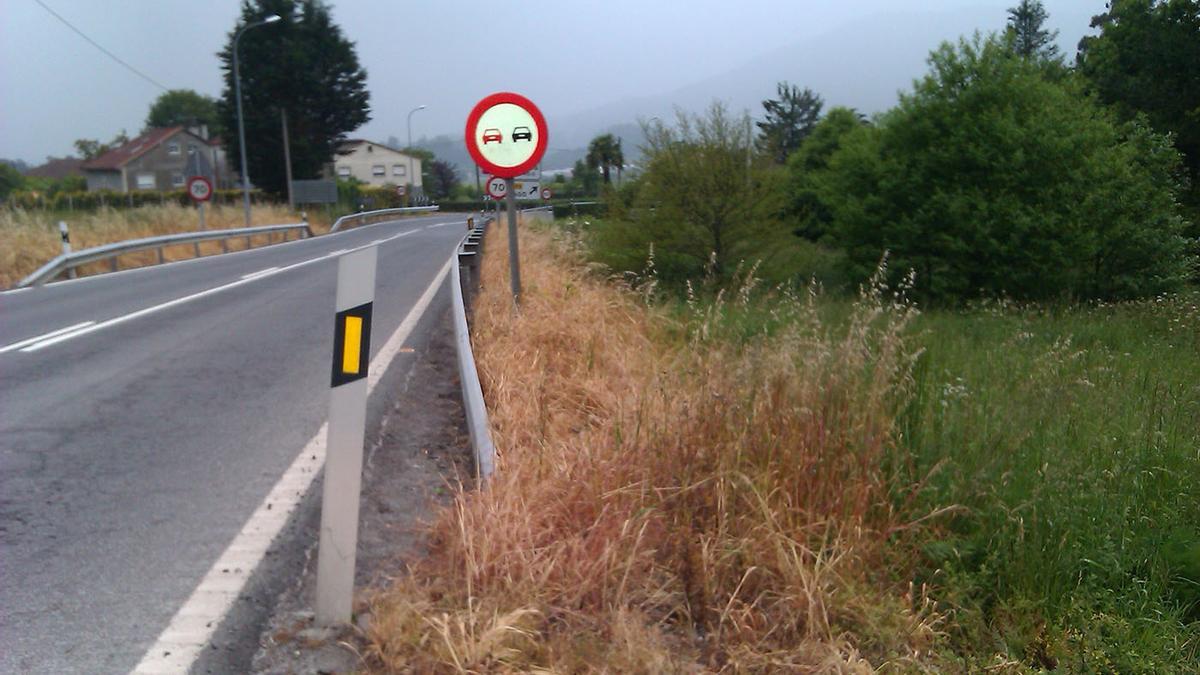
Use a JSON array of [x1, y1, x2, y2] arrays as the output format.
[[818, 35, 1195, 303]]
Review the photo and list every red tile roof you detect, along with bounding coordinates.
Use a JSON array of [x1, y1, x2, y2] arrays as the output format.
[[80, 126, 184, 171], [25, 157, 84, 180]]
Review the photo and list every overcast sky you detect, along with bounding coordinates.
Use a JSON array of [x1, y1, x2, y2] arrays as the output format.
[[0, 0, 1104, 165]]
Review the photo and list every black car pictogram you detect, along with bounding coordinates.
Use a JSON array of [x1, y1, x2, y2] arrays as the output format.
[[512, 126, 532, 142]]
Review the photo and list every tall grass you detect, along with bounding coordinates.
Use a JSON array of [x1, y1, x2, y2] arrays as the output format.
[[0, 204, 327, 287], [363, 223, 942, 671], [898, 296, 1200, 671]]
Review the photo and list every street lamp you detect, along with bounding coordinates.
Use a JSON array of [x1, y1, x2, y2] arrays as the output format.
[[407, 104, 426, 201], [233, 13, 282, 226]]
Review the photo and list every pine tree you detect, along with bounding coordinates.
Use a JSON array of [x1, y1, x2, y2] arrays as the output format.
[[756, 82, 823, 164], [1006, 0, 1060, 61], [218, 0, 370, 195]]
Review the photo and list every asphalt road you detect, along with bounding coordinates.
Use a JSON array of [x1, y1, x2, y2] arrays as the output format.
[[0, 213, 471, 673]]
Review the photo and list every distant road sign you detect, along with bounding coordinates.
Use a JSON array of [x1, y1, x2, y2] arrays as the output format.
[[540, 187, 552, 201], [486, 176, 508, 199], [512, 181, 540, 200], [465, 92, 548, 179], [187, 176, 212, 203], [396, 184, 406, 197]]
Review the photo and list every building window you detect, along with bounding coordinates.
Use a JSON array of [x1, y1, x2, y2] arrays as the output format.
[[392, 164, 406, 177], [167, 142, 180, 155], [171, 173, 185, 187], [337, 166, 351, 177], [187, 143, 198, 155], [136, 173, 156, 189], [372, 165, 385, 176]]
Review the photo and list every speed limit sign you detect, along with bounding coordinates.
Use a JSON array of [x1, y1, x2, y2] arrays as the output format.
[[187, 176, 213, 203], [485, 176, 508, 199]]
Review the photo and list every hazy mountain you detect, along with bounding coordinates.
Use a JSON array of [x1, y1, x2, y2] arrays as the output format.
[[409, 6, 1095, 172]]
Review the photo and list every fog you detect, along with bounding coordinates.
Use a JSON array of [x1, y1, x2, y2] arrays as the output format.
[[0, 0, 1103, 167]]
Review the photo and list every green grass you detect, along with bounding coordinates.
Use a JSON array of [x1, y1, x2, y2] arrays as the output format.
[[900, 296, 1200, 671], [563, 214, 1200, 669], [707, 292, 1200, 670]]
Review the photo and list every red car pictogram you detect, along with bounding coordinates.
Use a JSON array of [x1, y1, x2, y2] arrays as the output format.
[[482, 128, 502, 144]]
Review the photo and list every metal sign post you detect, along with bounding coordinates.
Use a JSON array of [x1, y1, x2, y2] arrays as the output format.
[[504, 177, 521, 302], [464, 91, 548, 308], [315, 246, 377, 626]]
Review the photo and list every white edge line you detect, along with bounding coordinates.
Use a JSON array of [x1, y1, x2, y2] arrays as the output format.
[[0, 321, 96, 354], [19, 230, 420, 354], [130, 254, 454, 674], [241, 266, 280, 280]]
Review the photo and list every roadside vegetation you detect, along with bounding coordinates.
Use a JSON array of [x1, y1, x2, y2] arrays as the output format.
[[0, 204, 328, 288], [363, 2, 1199, 671]]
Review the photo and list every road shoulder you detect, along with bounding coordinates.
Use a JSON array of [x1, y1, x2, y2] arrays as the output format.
[[237, 303, 471, 674]]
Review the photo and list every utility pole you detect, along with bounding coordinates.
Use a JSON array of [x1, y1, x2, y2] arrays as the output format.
[[281, 108, 294, 211]]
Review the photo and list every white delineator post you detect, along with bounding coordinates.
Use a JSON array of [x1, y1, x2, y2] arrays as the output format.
[[315, 245, 377, 626], [59, 221, 76, 279]]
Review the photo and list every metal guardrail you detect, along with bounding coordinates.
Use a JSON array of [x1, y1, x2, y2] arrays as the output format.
[[17, 222, 314, 288], [452, 219, 496, 479], [328, 205, 439, 232]]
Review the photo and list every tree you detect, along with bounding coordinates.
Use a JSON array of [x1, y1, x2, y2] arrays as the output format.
[[1005, 0, 1060, 61], [73, 130, 129, 160], [785, 107, 869, 240], [817, 35, 1193, 302], [145, 89, 223, 136], [218, 0, 370, 196], [0, 162, 23, 200], [1078, 0, 1200, 224], [570, 159, 600, 196], [586, 134, 624, 184], [756, 82, 823, 164], [619, 103, 782, 281], [424, 159, 459, 201]]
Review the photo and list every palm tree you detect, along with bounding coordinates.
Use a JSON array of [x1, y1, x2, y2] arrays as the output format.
[[586, 134, 624, 185]]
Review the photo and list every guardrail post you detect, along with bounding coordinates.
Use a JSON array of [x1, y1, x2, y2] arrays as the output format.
[[194, 241, 202, 258], [315, 246, 378, 626], [157, 247, 165, 264], [110, 256, 119, 273]]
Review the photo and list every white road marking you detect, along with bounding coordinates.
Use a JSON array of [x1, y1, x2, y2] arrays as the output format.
[[0, 321, 96, 354], [240, 267, 280, 280], [0, 286, 32, 295], [326, 248, 349, 257], [130, 254, 455, 675], [18, 230, 419, 354]]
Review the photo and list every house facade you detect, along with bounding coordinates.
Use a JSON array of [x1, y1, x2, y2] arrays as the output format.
[[81, 127, 233, 193], [332, 140, 422, 190]]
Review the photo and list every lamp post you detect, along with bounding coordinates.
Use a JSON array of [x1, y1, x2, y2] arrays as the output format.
[[406, 104, 426, 202], [233, 13, 282, 226]]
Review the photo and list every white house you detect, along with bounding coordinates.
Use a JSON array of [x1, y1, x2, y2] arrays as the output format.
[[332, 139, 423, 190]]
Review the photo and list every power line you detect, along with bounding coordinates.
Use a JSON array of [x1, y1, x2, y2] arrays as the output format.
[[33, 0, 169, 92]]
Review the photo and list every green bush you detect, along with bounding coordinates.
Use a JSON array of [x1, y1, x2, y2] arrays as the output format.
[[817, 35, 1195, 303]]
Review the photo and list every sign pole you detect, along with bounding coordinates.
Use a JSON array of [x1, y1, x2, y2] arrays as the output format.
[[198, 202, 207, 231], [315, 246, 377, 626], [504, 177, 521, 304]]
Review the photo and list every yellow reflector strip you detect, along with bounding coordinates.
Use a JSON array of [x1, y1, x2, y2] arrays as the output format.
[[342, 315, 363, 374]]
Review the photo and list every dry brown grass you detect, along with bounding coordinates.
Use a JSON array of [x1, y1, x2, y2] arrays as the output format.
[[0, 204, 331, 288], [363, 222, 944, 672]]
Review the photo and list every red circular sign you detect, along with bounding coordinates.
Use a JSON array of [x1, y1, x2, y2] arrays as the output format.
[[464, 92, 548, 179], [485, 176, 508, 199], [540, 187, 552, 201], [187, 176, 213, 203]]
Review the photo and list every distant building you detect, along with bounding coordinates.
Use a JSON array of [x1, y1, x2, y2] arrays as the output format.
[[80, 126, 233, 193], [25, 157, 84, 181], [331, 139, 423, 191]]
